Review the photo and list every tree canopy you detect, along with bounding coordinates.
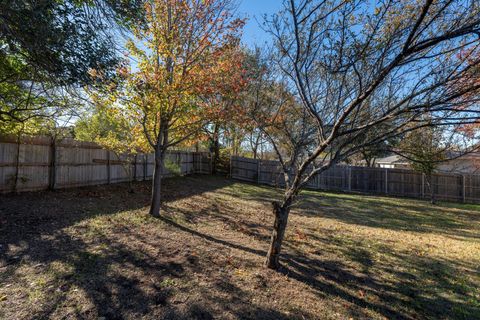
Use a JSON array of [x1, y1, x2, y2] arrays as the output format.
[[0, 0, 144, 130]]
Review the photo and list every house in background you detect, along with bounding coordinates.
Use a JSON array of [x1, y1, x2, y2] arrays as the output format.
[[375, 155, 410, 169], [372, 152, 480, 174]]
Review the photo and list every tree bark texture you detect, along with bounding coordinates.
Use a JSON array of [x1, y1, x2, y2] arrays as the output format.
[[265, 201, 291, 270], [149, 148, 165, 217]]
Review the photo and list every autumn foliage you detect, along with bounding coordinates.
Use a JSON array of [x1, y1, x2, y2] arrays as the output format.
[[87, 0, 246, 216]]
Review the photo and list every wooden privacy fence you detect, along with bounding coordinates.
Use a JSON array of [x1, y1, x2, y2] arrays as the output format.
[[0, 135, 212, 193], [230, 156, 480, 204]]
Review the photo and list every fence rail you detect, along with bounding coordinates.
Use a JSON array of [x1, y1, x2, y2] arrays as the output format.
[[230, 156, 480, 204], [0, 135, 211, 193]]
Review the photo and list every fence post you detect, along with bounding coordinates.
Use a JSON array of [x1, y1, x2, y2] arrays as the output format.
[[316, 170, 320, 190], [143, 154, 147, 181], [133, 154, 137, 182], [462, 175, 466, 203], [177, 153, 181, 175], [106, 150, 111, 184], [348, 166, 352, 192], [48, 137, 57, 190], [193, 152, 196, 174], [13, 135, 21, 193], [257, 159, 261, 184], [384, 168, 388, 194], [210, 153, 213, 175], [198, 153, 202, 174], [421, 174, 425, 199]]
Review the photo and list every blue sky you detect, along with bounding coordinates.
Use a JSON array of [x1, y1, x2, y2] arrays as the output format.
[[237, 0, 283, 47]]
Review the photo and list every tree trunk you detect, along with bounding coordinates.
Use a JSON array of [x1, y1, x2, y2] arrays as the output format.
[[149, 149, 164, 217], [128, 164, 134, 194], [13, 134, 21, 193], [210, 125, 220, 174], [265, 201, 291, 270], [252, 137, 259, 160], [129, 155, 136, 194], [426, 174, 436, 205], [364, 155, 372, 167], [48, 136, 57, 191], [213, 138, 220, 175], [251, 133, 260, 160]]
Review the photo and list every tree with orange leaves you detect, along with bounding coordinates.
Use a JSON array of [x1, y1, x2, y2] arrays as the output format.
[[90, 0, 245, 217], [199, 46, 249, 172]]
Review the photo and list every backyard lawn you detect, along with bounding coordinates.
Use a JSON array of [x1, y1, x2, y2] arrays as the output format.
[[0, 175, 479, 319]]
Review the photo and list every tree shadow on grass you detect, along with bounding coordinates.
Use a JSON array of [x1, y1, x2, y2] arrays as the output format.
[[155, 212, 479, 320], [291, 192, 480, 240], [162, 202, 272, 243], [156, 214, 266, 257], [0, 209, 293, 319], [213, 179, 480, 240], [1, 176, 478, 319], [0, 226, 176, 319], [0, 175, 317, 319], [0, 175, 243, 319], [280, 248, 480, 320], [0, 175, 232, 249]]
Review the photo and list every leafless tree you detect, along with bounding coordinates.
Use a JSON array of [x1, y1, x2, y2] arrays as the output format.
[[259, 0, 480, 269]]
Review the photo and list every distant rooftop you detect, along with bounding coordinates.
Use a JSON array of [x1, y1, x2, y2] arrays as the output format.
[[376, 155, 408, 164], [376, 151, 480, 164]]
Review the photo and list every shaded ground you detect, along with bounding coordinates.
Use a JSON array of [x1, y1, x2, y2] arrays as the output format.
[[0, 175, 479, 319]]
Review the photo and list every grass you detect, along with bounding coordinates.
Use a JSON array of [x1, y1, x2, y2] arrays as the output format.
[[0, 175, 479, 319]]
